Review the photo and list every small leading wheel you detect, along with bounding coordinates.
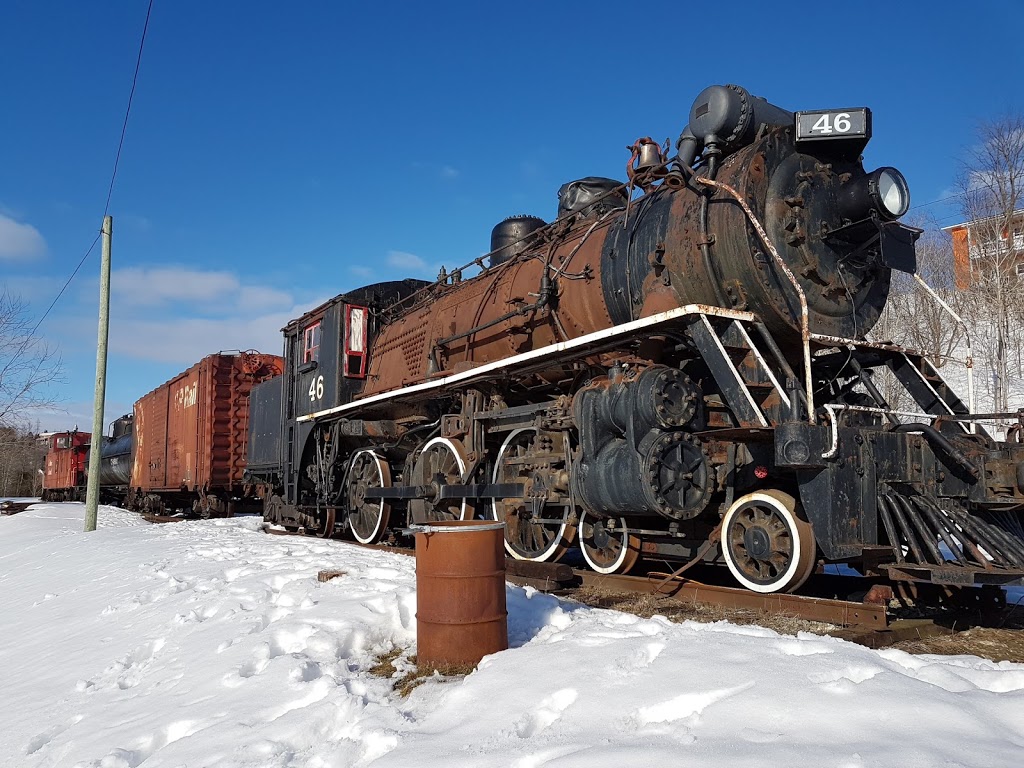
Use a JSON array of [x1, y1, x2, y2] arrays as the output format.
[[491, 428, 576, 562], [721, 490, 816, 593], [579, 511, 641, 575], [313, 506, 336, 538], [409, 437, 469, 523], [347, 450, 392, 544]]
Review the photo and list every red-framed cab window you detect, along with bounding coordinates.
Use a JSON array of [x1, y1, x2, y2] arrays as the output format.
[[343, 305, 369, 378], [303, 322, 321, 364]]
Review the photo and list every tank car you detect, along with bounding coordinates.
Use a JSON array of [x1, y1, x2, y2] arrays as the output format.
[[249, 84, 1024, 594], [41, 415, 134, 504]]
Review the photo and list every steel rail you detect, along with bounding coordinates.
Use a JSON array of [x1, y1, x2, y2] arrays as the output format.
[[575, 569, 889, 629]]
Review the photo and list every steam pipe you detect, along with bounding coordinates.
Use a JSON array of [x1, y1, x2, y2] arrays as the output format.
[[877, 494, 904, 563], [893, 493, 943, 565], [891, 423, 980, 479]]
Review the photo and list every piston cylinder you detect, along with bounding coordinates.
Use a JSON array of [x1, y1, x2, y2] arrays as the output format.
[[414, 520, 508, 670]]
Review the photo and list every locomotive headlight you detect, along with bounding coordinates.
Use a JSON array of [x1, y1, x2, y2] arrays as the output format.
[[838, 166, 911, 222], [870, 167, 910, 219]]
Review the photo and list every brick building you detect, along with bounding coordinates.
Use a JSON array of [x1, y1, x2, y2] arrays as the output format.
[[943, 209, 1024, 289]]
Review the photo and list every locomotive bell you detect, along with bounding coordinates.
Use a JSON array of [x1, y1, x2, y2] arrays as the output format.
[[633, 138, 663, 171]]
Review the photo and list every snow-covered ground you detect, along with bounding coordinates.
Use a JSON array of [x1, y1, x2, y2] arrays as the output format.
[[2, 503, 1023, 768]]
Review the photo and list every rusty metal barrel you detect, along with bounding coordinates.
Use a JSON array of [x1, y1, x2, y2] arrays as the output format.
[[413, 520, 508, 670]]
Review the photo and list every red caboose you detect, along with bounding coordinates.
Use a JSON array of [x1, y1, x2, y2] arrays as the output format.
[[41, 431, 91, 501]]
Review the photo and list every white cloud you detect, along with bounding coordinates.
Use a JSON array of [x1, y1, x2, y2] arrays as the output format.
[[111, 267, 295, 314], [108, 309, 296, 364], [0, 213, 46, 260], [349, 265, 374, 279], [29, 399, 134, 434], [237, 284, 295, 308], [386, 250, 429, 272], [112, 266, 241, 305], [440, 165, 459, 179], [0, 274, 65, 305], [101, 266, 313, 364]]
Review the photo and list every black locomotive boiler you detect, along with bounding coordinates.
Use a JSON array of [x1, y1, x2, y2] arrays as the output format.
[[246, 84, 1024, 594]]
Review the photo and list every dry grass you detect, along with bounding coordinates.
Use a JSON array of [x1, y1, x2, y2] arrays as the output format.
[[889, 627, 1024, 663], [563, 586, 1024, 663], [367, 648, 477, 697], [367, 591, 1024, 679], [367, 647, 403, 678], [564, 586, 838, 636]]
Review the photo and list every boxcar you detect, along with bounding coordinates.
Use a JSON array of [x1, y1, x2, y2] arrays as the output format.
[[128, 351, 283, 516]]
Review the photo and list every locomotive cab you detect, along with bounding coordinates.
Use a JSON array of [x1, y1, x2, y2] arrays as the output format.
[[259, 279, 428, 533]]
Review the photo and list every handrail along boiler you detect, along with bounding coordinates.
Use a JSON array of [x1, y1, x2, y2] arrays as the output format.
[[246, 84, 1024, 594]]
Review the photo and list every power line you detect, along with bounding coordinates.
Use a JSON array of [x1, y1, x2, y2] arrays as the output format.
[[27, 0, 154, 338], [910, 193, 963, 211], [26, 235, 101, 338], [103, 0, 155, 219]]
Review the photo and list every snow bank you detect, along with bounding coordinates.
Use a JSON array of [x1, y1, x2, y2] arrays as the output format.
[[1, 503, 1022, 767]]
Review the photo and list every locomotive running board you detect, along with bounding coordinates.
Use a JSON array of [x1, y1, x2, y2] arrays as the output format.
[[298, 304, 757, 423]]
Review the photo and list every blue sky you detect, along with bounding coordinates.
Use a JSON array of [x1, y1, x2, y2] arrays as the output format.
[[2, 0, 1023, 432]]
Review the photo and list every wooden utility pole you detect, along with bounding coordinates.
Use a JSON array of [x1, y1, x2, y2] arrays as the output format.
[[84, 216, 112, 532]]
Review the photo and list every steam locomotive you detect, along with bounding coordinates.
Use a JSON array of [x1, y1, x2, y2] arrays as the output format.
[[38, 85, 1024, 596], [242, 85, 1016, 592]]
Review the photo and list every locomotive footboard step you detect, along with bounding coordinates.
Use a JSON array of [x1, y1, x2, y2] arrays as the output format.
[[243, 83, 1024, 600]]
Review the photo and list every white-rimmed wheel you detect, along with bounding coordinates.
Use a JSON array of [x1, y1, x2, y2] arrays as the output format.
[[409, 437, 469, 523], [579, 511, 640, 575], [491, 428, 576, 562], [347, 450, 392, 544], [721, 490, 816, 594]]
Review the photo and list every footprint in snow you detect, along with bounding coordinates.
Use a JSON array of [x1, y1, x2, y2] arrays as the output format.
[[739, 727, 783, 744], [807, 665, 882, 686], [289, 659, 323, 683], [115, 637, 167, 690], [634, 682, 754, 725], [173, 603, 220, 625], [515, 688, 578, 738], [611, 641, 665, 677], [24, 714, 83, 755]]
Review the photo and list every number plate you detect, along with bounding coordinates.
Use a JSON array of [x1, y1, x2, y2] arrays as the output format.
[[795, 108, 871, 142]]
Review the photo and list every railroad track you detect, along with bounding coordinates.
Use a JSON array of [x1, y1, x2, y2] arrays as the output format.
[[1, 501, 33, 515], [136, 519, 1016, 651], [248, 521, 1019, 649]]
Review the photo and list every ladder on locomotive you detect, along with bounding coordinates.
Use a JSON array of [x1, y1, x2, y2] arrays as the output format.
[[685, 313, 977, 435], [832, 339, 978, 436], [684, 314, 806, 428]]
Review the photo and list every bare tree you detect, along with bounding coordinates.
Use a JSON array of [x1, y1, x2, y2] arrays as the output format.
[[956, 114, 1024, 413], [0, 289, 63, 429], [869, 223, 967, 411], [0, 425, 46, 497], [884, 227, 966, 362]]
